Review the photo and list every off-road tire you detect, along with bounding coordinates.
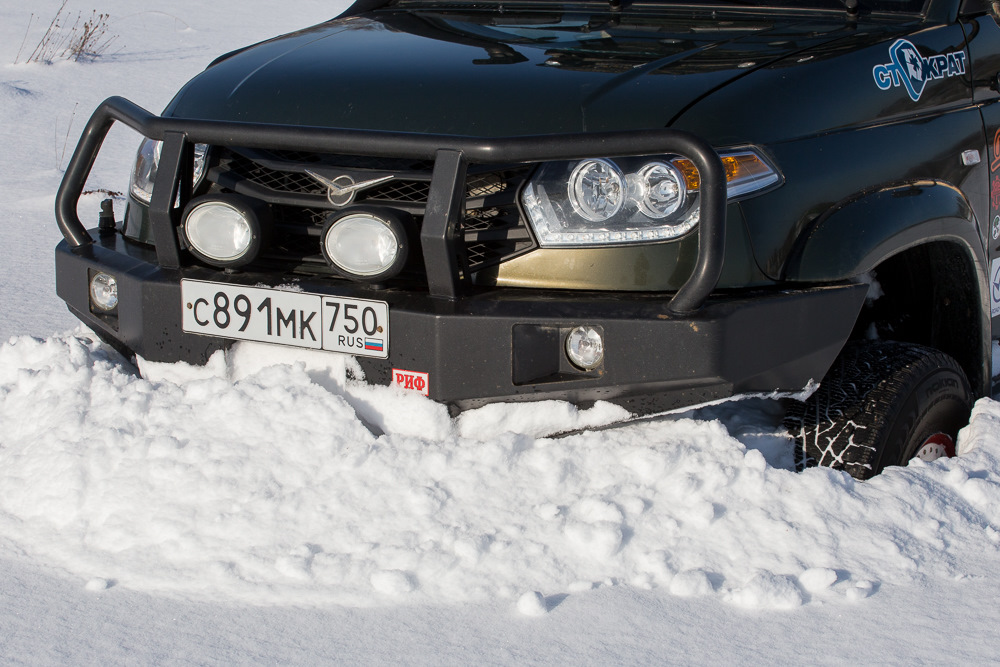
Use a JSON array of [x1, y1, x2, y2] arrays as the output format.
[[783, 341, 971, 480]]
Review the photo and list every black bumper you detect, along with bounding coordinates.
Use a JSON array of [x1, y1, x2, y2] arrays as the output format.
[[58, 234, 868, 413], [55, 97, 866, 413]]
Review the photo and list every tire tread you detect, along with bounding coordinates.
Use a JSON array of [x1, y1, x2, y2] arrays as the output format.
[[783, 341, 970, 479]]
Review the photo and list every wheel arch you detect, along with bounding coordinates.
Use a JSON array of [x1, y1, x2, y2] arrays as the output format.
[[783, 180, 991, 397]]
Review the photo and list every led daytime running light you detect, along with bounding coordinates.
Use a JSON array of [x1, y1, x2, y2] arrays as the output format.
[[520, 147, 780, 248]]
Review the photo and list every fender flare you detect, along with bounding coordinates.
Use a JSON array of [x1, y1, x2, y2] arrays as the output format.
[[785, 180, 986, 281], [784, 180, 991, 396]]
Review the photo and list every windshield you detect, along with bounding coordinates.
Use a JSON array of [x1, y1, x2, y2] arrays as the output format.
[[390, 0, 927, 15]]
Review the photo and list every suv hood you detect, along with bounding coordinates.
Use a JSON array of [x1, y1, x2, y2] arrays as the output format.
[[166, 9, 890, 137]]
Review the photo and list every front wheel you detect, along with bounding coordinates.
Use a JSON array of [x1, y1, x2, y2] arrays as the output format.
[[783, 341, 971, 480]]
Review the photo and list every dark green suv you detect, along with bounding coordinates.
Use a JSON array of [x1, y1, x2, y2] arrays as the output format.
[[55, 0, 1000, 478]]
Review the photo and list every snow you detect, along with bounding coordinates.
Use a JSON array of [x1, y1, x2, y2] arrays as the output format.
[[2, 0, 1000, 664], [6, 334, 905, 609], [512, 590, 543, 616]]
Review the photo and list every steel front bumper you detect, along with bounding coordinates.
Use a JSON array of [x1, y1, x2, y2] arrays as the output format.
[[55, 97, 867, 412], [58, 233, 868, 413]]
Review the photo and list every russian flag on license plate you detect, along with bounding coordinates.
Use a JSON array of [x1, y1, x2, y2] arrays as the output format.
[[364, 338, 384, 352]]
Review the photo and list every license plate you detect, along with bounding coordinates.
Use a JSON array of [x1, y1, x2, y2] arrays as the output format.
[[181, 280, 388, 358]]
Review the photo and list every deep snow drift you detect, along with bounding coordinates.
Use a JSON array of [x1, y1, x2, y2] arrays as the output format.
[[2, 331, 999, 615]]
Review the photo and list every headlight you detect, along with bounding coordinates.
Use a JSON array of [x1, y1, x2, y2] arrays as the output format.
[[567, 159, 626, 222], [634, 162, 686, 219], [129, 138, 209, 205], [521, 148, 779, 248]]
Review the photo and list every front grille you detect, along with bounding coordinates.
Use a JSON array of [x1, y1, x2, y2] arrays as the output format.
[[227, 153, 325, 196], [207, 148, 536, 284], [366, 179, 430, 203]]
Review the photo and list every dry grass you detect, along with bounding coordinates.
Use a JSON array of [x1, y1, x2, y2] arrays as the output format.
[[56, 102, 78, 168], [15, 1, 120, 64]]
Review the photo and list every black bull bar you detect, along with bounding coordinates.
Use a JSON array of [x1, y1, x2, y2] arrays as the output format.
[[55, 96, 727, 314]]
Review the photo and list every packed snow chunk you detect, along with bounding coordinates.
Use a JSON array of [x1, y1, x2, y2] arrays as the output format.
[[516, 590, 548, 617], [225, 340, 360, 388], [685, 501, 719, 527], [136, 348, 229, 384], [572, 498, 625, 524], [798, 568, 839, 593], [452, 536, 489, 565], [275, 556, 312, 582], [370, 570, 416, 596], [564, 499, 625, 559], [726, 572, 804, 610], [743, 448, 768, 473], [344, 381, 453, 440], [275, 545, 320, 582], [633, 551, 674, 587], [84, 578, 113, 592], [668, 570, 715, 597], [957, 397, 1000, 455], [846, 580, 877, 601], [564, 521, 624, 560]]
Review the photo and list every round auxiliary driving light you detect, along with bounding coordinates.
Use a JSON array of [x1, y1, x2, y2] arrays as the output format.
[[568, 159, 625, 222], [565, 326, 605, 370], [321, 209, 409, 282], [89, 272, 119, 311], [182, 194, 265, 268], [635, 162, 686, 219]]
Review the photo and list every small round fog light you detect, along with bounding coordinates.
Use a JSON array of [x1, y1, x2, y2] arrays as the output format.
[[182, 195, 265, 268], [322, 210, 408, 282], [90, 272, 119, 311], [565, 326, 604, 370]]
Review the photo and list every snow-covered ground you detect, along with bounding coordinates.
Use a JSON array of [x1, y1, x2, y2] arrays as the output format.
[[2, 1, 1000, 663]]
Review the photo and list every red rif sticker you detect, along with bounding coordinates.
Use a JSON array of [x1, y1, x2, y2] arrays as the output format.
[[393, 369, 429, 396]]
